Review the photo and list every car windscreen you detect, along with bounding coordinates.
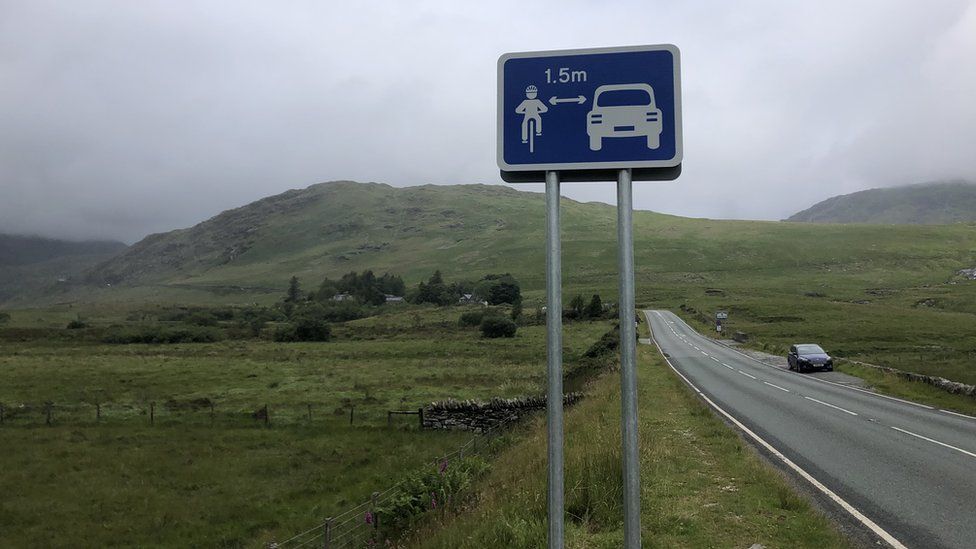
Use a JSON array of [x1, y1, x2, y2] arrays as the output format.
[[796, 344, 825, 354], [596, 89, 652, 107]]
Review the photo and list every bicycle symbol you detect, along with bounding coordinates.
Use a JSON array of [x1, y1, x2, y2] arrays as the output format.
[[515, 84, 548, 153]]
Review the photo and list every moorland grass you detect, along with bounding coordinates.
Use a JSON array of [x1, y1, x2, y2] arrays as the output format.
[[0, 307, 611, 547]]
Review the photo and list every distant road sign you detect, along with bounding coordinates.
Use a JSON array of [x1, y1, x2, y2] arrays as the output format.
[[716, 311, 729, 320], [498, 45, 681, 181]]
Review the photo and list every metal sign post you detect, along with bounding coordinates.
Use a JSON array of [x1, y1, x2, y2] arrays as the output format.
[[498, 44, 681, 549], [545, 170, 564, 548], [616, 168, 641, 547]]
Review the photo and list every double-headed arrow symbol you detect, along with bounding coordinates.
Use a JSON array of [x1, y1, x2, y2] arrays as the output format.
[[549, 95, 586, 105]]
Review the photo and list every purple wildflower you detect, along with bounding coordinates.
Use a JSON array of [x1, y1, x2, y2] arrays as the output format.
[[430, 492, 437, 509], [439, 459, 448, 474], [365, 511, 373, 524]]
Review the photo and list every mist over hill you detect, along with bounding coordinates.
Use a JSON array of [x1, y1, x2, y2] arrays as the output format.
[[786, 180, 976, 224], [0, 235, 127, 305]]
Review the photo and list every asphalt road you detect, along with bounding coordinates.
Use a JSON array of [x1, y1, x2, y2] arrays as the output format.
[[644, 310, 976, 549]]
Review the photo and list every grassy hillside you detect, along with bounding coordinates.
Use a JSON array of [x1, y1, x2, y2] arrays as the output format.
[[26, 180, 976, 384], [786, 180, 976, 224], [0, 234, 127, 305]]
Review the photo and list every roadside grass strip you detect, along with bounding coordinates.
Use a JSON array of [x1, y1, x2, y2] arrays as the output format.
[[406, 345, 852, 548]]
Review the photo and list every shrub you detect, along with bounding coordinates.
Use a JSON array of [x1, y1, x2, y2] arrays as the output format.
[[272, 324, 298, 342], [0, 312, 10, 324], [273, 318, 331, 342], [458, 311, 484, 327], [185, 312, 218, 327], [376, 456, 489, 535], [102, 326, 222, 344], [294, 317, 331, 341], [66, 320, 87, 329], [480, 316, 517, 338]]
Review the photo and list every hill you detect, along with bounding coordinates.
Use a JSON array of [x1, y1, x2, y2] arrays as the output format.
[[63, 180, 976, 304], [82, 180, 624, 295], [0, 235, 127, 305], [786, 180, 976, 224]]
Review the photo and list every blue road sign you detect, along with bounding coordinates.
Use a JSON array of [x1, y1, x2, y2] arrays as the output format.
[[497, 45, 681, 174]]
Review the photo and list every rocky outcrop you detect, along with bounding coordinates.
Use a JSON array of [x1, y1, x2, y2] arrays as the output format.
[[422, 393, 584, 433]]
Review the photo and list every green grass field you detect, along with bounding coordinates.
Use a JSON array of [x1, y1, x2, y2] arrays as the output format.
[[0, 307, 610, 547]]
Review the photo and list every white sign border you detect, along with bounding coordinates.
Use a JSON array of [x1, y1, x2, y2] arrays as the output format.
[[497, 44, 683, 172]]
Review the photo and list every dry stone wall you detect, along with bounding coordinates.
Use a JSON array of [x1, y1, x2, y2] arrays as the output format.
[[423, 393, 584, 433]]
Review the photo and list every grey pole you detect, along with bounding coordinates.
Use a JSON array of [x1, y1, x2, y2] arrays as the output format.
[[617, 168, 641, 547], [545, 170, 564, 549]]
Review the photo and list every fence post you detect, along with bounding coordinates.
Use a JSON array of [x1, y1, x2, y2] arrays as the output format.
[[418, 407, 424, 429], [150, 402, 155, 426], [387, 411, 391, 426], [96, 403, 101, 423], [349, 405, 354, 425], [323, 517, 333, 549], [46, 402, 52, 426], [210, 401, 215, 426], [307, 403, 312, 422], [371, 492, 380, 530], [264, 403, 270, 427]]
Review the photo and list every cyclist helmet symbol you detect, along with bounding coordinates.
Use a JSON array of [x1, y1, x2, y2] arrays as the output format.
[[525, 85, 538, 99]]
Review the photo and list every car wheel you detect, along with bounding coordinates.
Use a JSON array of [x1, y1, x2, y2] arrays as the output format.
[[647, 135, 660, 149], [590, 136, 602, 151]]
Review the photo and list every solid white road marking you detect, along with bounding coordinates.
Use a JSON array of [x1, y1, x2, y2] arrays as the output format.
[[804, 396, 858, 416], [738, 370, 757, 380], [764, 381, 790, 393], [644, 313, 908, 549], [939, 409, 976, 421], [889, 426, 976, 459]]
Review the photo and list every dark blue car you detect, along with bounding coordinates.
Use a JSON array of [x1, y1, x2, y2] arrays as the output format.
[[788, 344, 834, 373]]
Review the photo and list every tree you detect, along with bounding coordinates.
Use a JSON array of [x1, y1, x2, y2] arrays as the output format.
[[585, 294, 603, 319], [413, 270, 452, 305], [570, 294, 586, 318], [285, 276, 302, 303], [510, 300, 523, 322], [317, 278, 338, 301]]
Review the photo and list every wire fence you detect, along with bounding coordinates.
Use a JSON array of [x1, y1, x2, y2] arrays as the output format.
[[268, 416, 518, 549], [0, 400, 411, 429]]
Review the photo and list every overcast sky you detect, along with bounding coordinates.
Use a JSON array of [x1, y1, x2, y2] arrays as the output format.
[[2, 1, 974, 243]]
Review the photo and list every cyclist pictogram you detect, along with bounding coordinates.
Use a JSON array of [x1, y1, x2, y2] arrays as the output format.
[[515, 84, 548, 153]]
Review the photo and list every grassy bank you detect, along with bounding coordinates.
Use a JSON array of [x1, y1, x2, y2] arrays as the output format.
[[407, 345, 850, 548]]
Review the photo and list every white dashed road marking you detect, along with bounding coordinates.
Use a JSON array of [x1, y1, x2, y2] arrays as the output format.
[[805, 396, 858, 416]]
